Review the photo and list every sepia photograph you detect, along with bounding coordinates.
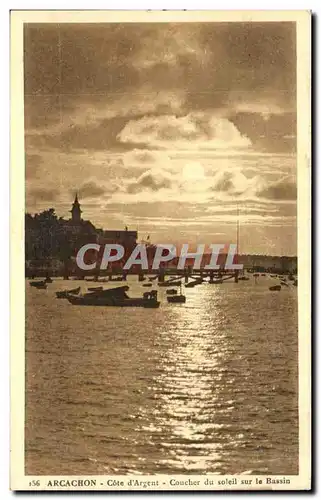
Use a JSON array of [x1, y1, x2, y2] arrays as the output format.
[[10, 10, 311, 491]]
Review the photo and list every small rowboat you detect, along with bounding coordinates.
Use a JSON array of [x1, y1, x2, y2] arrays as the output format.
[[67, 286, 160, 308], [56, 286, 81, 299], [158, 280, 182, 287], [167, 285, 186, 303], [29, 281, 47, 289], [269, 285, 281, 291], [167, 294, 186, 303], [185, 278, 203, 288]]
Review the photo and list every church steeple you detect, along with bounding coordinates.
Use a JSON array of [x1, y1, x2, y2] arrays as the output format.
[[70, 192, 82, 223]]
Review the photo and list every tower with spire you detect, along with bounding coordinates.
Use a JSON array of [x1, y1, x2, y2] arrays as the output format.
[[70, 192, 82, 223]]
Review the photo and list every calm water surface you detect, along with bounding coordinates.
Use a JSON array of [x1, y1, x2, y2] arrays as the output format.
[[25, 276, 298, 475]]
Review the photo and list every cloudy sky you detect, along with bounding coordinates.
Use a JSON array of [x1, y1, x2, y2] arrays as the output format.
[[24, 22, 297, 255]]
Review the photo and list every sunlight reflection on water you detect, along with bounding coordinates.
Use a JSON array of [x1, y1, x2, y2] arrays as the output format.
[[25, 276, 298, 475]]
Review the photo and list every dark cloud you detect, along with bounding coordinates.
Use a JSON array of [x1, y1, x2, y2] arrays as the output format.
[[26, 103, 153, 152], [25, 153, 42, 179], [24, 23, 140, 95], [257, 177, 297, 200], [212, 172, 234, 192], [24, 25, 61, 95], [24, 95, 76, 131], [230, 111, 296, 153], [54, 116, 130, 152], [28, 187, 59, 202], [129, 150, 159, 164], [199, 23, 295, 95], [78, 181, 106, 199], [24, 22, 295, 102], [24, 22, 296, 154], [127, 170, 172, 194]]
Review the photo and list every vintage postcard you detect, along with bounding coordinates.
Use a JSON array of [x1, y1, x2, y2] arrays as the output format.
[[10, 10, 311, 491]]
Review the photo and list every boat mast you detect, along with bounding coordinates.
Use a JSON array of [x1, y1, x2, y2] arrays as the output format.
[[236, 204, 240, 264]]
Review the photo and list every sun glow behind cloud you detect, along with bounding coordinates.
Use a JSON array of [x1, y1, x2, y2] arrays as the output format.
[[182, 162, 206, 182], [24, 22, 297, 254]]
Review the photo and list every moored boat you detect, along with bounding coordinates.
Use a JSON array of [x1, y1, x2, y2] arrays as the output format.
[[66, 286, 160, 308], [115, 297, 160, 308], [167, 284, 186, 303], [56, 286, 81, 299], [167, 294, 186, 303], [269, 285, 281, 291], [166, 288, 177, 295], [158, 280, 181, 287], [185, 278, 203, 288], [29, 281, 47, 289]]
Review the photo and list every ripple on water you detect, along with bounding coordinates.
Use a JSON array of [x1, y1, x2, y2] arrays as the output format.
[[25, 278, 298, 475]]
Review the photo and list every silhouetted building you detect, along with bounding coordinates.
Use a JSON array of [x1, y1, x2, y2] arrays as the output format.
[[70, 192, 82, 223], [63, 194, 97, 241], [25, 194, 138, 276], [65, 193, 137, 247]]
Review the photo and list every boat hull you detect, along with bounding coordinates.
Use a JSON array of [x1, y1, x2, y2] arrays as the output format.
[[158, 281, 181, 287], [167, 296, 186, 303], [185, 279, 203, 288], [66, 294, 160, 308], [56, 286, 81, 298], [30, 281, 47, 289]]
